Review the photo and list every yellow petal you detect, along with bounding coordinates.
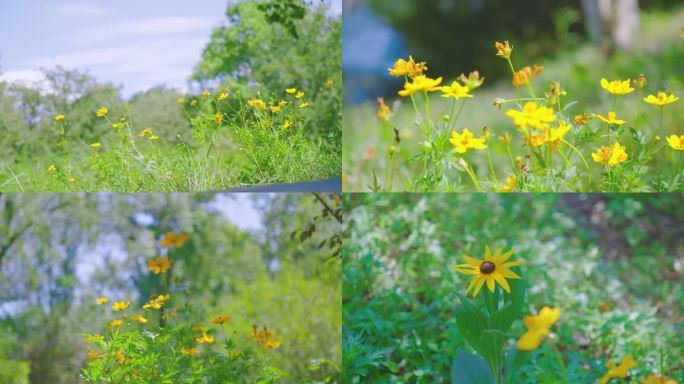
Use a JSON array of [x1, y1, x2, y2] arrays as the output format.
[[465, 275, 481, 295], [492, 272, 511, 293], [462, 254, 481, 267], [454, 266, 481, 275], [486, 276, 496, 292], [484, 245, 493, 262], [471, 276, 487, 297], [497, 269, 521, 279], [499, 260, 524, 269], [494, 248, 515, 264]]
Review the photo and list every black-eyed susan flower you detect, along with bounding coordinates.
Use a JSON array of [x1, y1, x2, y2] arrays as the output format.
[[506, 102, 556, 130], [500, 175, 517, 192], [453, 245, 523, 297], [112, 301, 131, 311], [96, 106, 108, 117], [596, 111, 626, 125], [458, 71, 485, 90], [90, 142, 101, 149], [598, 355, 637, 384], [644, 91, 679, 106], [398, 75, 443, 97], [440, 81, 473, 100], [376, 97, 390, 122], [131, 314, 148, 324], [54, 114, 65, 122], [96, 297, 109, 305], [448, 128, 487, 154], [666, 135, 684, 150], [181, 346, 200, 356], [600, 78, 634, 95], [388, 55, 427, 78], [211, 314, 231, 324], [592, 142, 628, 167], [495, 41, 512, 59], [516, 306, 560, 351], [159, 231, 188, 247], [196, 332, 215, 344], [108, 319, 124, 330], [148, 257, 172, 274]]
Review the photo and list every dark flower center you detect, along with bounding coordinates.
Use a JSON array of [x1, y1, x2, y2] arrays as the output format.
[[480, 261, 496, 274]]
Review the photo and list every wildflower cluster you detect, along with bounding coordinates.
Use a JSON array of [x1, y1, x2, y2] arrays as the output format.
[[81, 231, 282, 382], [360, 34, 682, 192]]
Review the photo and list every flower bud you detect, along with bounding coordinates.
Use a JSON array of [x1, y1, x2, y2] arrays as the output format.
[[388, 145, 397, 155], [422, 141, 433, 152], [500, 131, 512, 145], [455, 157, 469, 171], [492, 98, 505, 110], [636, 74, 647, 89]]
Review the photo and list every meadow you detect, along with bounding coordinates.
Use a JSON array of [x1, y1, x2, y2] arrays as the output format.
[[0, 0, 341, 192], [0, 193, 342, 383], [343, 193, 683, 383], [343, 7, 684, 192]]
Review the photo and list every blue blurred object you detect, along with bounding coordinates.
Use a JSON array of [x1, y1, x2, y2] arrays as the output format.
[[343, 2, 407, 105]]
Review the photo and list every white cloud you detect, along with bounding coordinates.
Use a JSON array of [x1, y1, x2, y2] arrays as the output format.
[[0, 69, 56, 94], [68, 16, 223, 45], [54, 2, 107, 17]]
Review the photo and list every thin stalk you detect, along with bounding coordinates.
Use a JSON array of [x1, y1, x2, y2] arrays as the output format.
[[553, 345, 569, 384], [506, 144, 515, 172], [658, 107, 664, 132], [451, 99, 467, 132], [446, 98, 457, 132], [487, 146, 498, 188], [635, 88, 642, 129], [385, 153, 394, 191], [423, 91, 432, 141], [466, 164, 482, 192]]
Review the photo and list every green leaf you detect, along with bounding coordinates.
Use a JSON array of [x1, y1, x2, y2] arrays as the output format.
[[455, 294, 489, 354], [504, 345, 528, 378], [491, 276, 526, 332], [451, 350, 495, 384], [478, 329, 507, 364]]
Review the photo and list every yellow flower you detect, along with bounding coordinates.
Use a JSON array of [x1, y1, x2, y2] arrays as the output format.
[[108, 319, 124, 330], [448, 128, 487, 154], [47, 165, 57, 173], [643, 374, 678, 384], [214, 113, 222, 124], [295, 91, 305, 99], [147, 257, 172, 274], [68, 177, 76, 183], [596, 111, 626, 125], [269, 105, 281, 114], [598, 355, 637, 384], [113, 349, 128, 365], [159, 232, 188, 247], [600, 78, 634, 95], [131, 314, 148, 324], [177, 97, 185, 105], [149, 135, 159, 141], [376, 97, 391, 122], [574, 113, 592, 125], [512, 65, 544, 87], [202, 90, 211, 98], [643, 92, 679, 106], [181, 346, 200, 356], [592, 142, 628, 167], [192, 323, 205, 333], [54, 114, 65, 121], [326, 79, 334, 88], [84, 335, 104, 345], [495, 40, 513, 59], [441, 81, 473, 100], [196, 332, 215, 344], [666, 135, 684, 150], [516, 306, 560, 351], [500, 174, 517, 192], [211, 314, 231, 324], [398, 75, 443, 97], [506, 102, 556, 130], [247, 325, 281, 349], [190, 99, 197, 107], [248, 98, 267, 110], [388, 55, 428, 78], [96, 297, 109, 305], [96, 106, 108, 117], [283, 120, 292, 129], [139, 128, 153, 137], [90, 142, 101, 148], [278, 100, 288, 107], [111, 123, 123, 129], [298, 102, 309, 109], [119, 117, 126, 123], [143, 294, 171, 310], [218, 92, 228, 101], [112, 301, 131, 311], [286, 88, 297, 94], [87, 349, 105, 360], [452, 245, 523, 297], [527, 133, 546, 147]]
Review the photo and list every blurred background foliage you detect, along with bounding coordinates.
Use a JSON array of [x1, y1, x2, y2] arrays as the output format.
[[0, 192, 341, 383], [342, 193, 683, 383], [0, 0, 341, 187]]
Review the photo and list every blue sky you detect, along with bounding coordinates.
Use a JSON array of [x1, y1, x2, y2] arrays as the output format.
[[0, 0, 341, 98]]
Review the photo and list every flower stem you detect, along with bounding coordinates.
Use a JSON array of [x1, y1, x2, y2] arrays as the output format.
[[553, 344, 569, 384], [487, 146, 498, 188], [423, 91, 432, 141], [659, 107, 664, 132], [466, 164, 482, 192]]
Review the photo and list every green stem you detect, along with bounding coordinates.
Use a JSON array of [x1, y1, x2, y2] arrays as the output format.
[[466, 164, 482, 192], [423, 91, 432, 141], [506, 144, 515, 172], [635, 88, 642, 129], [446, 98, 457, 132], [487, 146, 498, 188], [451, 100, 467, 132], [553, 345, 568, 384], [385, 153, 394, 192], [659, 107, 664, 132]]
